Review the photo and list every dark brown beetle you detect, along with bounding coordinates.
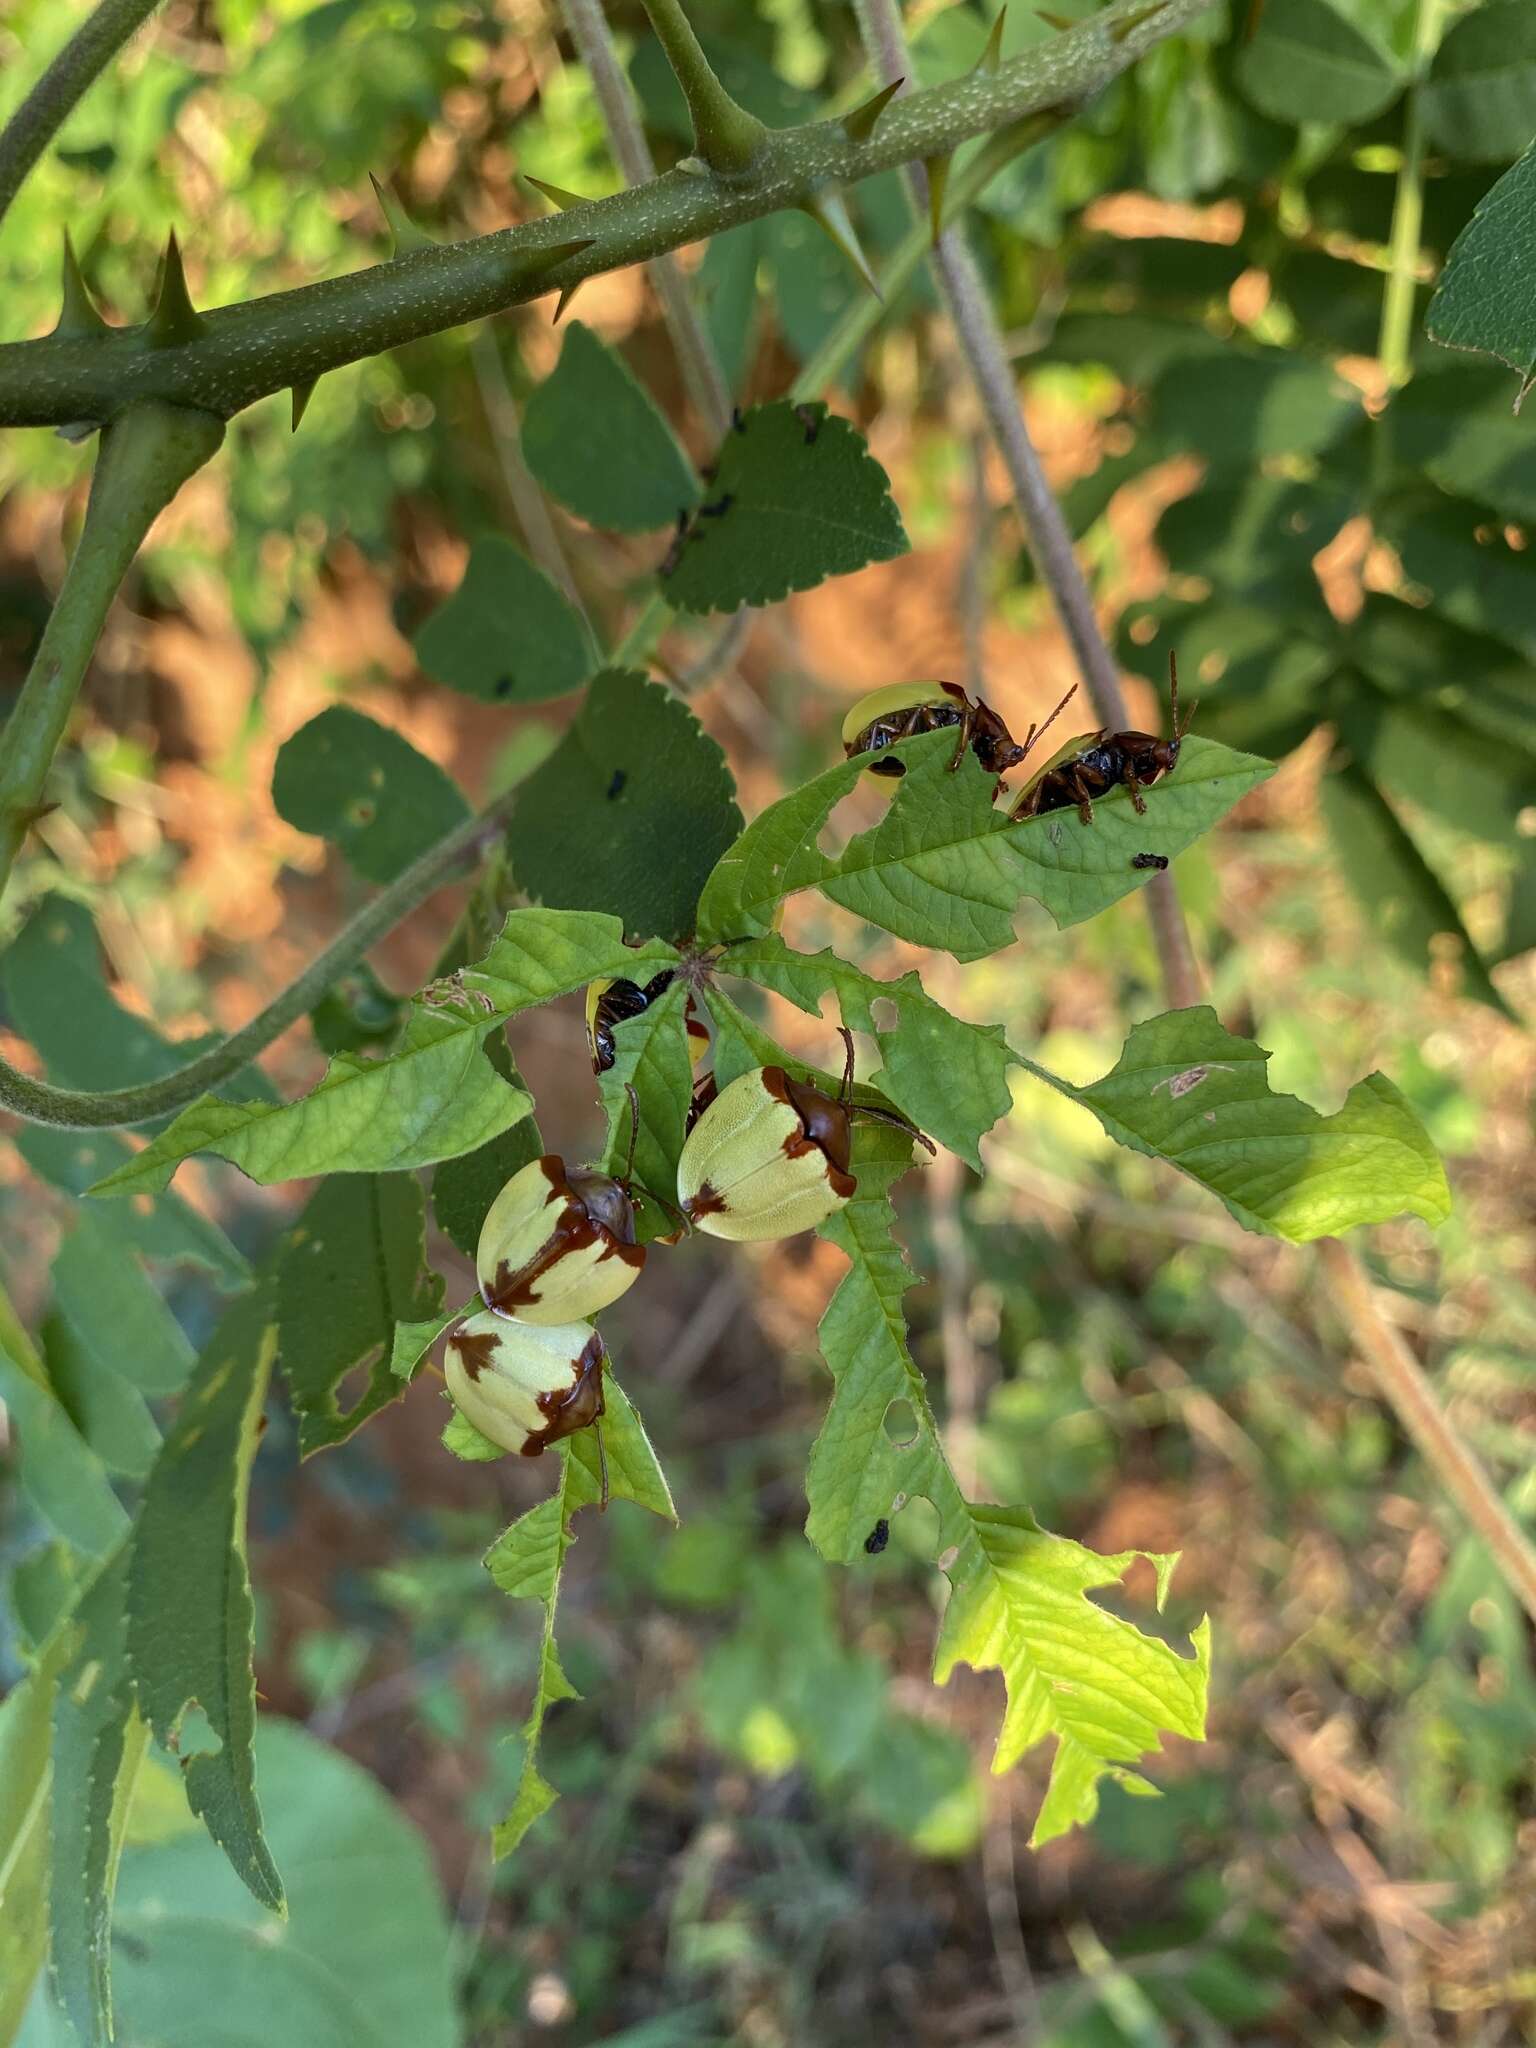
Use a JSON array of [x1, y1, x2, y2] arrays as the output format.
[[842, 678, 1078, 789], [1010, 654, 1194, 827]]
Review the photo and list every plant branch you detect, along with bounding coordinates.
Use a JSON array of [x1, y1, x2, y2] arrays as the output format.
[[638, 0, 766, 173], [0, 0, 1212, 432], [0, 0, 167, 229], [561, 0, 733, 432], [0, 786, 521, 1131], [0, 400, 224, 904], [1317, 1239, 1536, 1627], [1377, 0, 1444, 388], [851, 0, 1202, 1012]]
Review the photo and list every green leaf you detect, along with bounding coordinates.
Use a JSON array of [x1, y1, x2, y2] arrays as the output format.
[[48, 1551, 147, 2048], [0, 1610, 75, 2043], [1155, 474, 1354, 595], [660, 402, 908, 615], [520, 322, 701, 533], [1319, 761, 1514, 1016], [1422, 0, 1536, 164], [1031, 1005, 1451, 1239], [1383, 490, 1536, 660], [413, 532, 595, 703], [1116, 598, 1337, 759], [88, 1007, 531, 1198], [277, 1175, 445, 1455], [1149, 347, 1362, 464], [0, 1345, 126, 1557], [1426, 140, 1536, 403], [1388, 365, 1536, 523], [1336, 675, 1536, 842], [431, 1025, 544, 1257], [465, 908, 680, 1016], [16, 1127, 250, 1286], [595, 975, 695, 1238], [271, 706, 469, 884], [809, 1192, 1209, 1845], [699, 731, 1272, 963], [392, 1304, 464, 1383], [51, 1210, 196, 1395], [484, 1370, 674, 1856], [126, 1284, 284, 1912], [718, 933, 1014, 1170], [1233, 0, 1401, 126], [442, 1403, 506, 1460], [504, 669, 743, 942], [698, 222, 762, 396], [309, 962, 406, 1056], [43, 1312, 161, 1481]]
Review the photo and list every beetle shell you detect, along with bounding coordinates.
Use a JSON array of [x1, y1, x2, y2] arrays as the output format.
[[444, 1309, 606, 1456], [841, 679, 1026, 781], [676, 1065, 857, 1242], [477, 1155, 645, 1325], [586, 971, 714, 1076]]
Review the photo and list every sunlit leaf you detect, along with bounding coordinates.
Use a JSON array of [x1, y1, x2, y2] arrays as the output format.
[[271, 706, 469, 884]]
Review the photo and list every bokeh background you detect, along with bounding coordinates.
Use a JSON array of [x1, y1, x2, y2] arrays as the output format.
[[3, 0, 1535, 2041]]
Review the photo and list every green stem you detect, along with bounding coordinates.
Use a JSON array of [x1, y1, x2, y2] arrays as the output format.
[[0, 400, 224, 903], [0, 0, 167, 228], [0, 0, 1212, 432], [0, 786, 521, 1131], [639, 0, 767, 174], [1377, 0, 1444, 388]]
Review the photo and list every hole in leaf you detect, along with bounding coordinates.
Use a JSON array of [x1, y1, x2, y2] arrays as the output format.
[[882, 1397, 918, 1447], [345, 798, 376, 827], [870, 997, 899, 1034]]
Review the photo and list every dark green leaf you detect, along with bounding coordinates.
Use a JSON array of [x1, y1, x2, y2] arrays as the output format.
[[271, 706, 469, 884], [1337, 678, 1536, 841], [412, 533, 595, 702], [521, 323, 701, 533], [277, 1175, 444, 1456], [43, 1312, 160, 1481], [1119, 600, 1336, 758], [1422, 0, 1536, 164], [1426, 141, 1536, 402], [308, 963, 405, 1055], [51, 1211, 196, 1396], [1149, 348, 1362, 463], [1383, 490, 1536, 659], [1155, 475, 1353, 594], [661, 403, 908, 615], [1044, 311, 1227, 385], [759, 208, 867, 368], [1234, 0, 1401, 125], [0, 1346, 126, 1557], [1387, 365, 1536, 521], [15, 1126, 250, 1286], [1347, 595, 1536, 758], [127, 1283, 284, 1911], [432, 1119, 543, 1259], [698, 223, 762, 397], [1273, 245, 1400, 356], [505, 669, 743, 942]]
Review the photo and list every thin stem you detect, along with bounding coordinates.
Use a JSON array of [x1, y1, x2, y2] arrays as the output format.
[[0, 784, 521, 1131], [0, 400, 224, 904], [0, 0, 1213, 432], [561, 0, 733, 433], [1317, 1239, 1536, 1627], [638, 0, 766, 174], [1377, 0, 1443, 388], [0, 0, 166, 229], [468, 329, 586, 616]]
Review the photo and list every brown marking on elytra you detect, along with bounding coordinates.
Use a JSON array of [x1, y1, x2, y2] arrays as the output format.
[[520, 1331, 607, 1457], [484, 1157, 643, 1312], [449, 1325, 501, 1381], [685, 1180, 729, 1219]]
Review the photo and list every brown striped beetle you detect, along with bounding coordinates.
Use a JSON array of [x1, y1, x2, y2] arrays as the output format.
[[1010, 654, 1194, 827]]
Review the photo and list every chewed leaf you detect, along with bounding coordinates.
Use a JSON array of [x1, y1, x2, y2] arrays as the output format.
[[662, 401, 907, 614], [1037, 1006, 1451, 1240]]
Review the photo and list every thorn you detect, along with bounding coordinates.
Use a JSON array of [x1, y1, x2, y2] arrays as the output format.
[[144, 230, 205, 348], [523, 174, 590, 212], [1036, 9, 1073, 26], [1111, 0, 1171, 39], [291, 378, 317, 432], [976, 7, 1008, 71], [55, 232, 109, 337], [800, 192, 881, 301], [554, 282, 583, 323], [924, 153, 951, 245], [516, 236, 596, 292], [370, 172, 435, 257], [841, 77, 903, 145]]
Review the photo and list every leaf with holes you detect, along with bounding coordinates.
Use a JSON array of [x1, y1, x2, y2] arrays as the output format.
[[1427, 141, 1536, 404], [521, 323, 701, 533], [272, 706, 469, 884], [127, 1283, 283, 1911], [413, 533, 595, 703], [277, 1174, 445, 1455], [661, 402, 907, 614]]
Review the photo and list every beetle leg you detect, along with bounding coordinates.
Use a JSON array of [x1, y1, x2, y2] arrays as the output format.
[[947, 706, 974, 773], [1126, 770, 1149, 816]]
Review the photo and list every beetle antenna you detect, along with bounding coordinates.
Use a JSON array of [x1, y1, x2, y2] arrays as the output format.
[[1168, 650, 1196, 738], [622, 1082, 640, 1185], [851, 1102, 938, 1155], [1019, 683, 1078, 766], [837, 1024, 856, 1108], [594, 1420, 610, 1513]]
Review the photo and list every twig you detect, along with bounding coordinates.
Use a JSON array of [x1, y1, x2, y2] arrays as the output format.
[[0, 0, 167, 228], [1317, 1239, 1536, 1628]]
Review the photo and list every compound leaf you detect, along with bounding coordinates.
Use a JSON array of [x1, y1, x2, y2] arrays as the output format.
[[661, 401, 907, 614], [413, 532, 595, 703], [272, 706, 469, 884], [521, 322, 701, 533]]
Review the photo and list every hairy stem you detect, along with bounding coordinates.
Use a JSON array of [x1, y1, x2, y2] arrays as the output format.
[[0, 786, 520, 1131], [638, 0, 767, 173], [1377, 0, 1444, 388], [0, 0, 1211, 432], [1318, 1239, 1536, 1626], [0, 400, 224, 903], [0, 0, 167, 229]]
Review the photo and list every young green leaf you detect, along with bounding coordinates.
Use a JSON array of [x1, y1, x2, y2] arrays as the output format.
[[51, 1211, 196, 1395], [1421, 0, 1536, 165], [413, 533, 595, 703], [393, 1303, 465, 1383], [88, 1008, 531, 1198], [272, 706, 470, 884], [483, 1372, 675, 1856], [661, 401, 908, 614], [443, 1404, 506, 1460], [0, 1344, 127, 1557], [127, 1283, 284, 1912], [1426, 141, 1536, 405], [718, 932, 1013, 1168], [16, 1126, 250, 1286], [809, 1191, 1209, 1845], [463, 907, 681, 1015], [699, 731, 1272, 963], [1028, 1005, 1451, 1239], [1233, 0, 1401, 126], [277, 1174, 445, 1455], [504, 671, 743, 942], [1387, 365, 1536, 524], [521, 322, 702, 532]]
